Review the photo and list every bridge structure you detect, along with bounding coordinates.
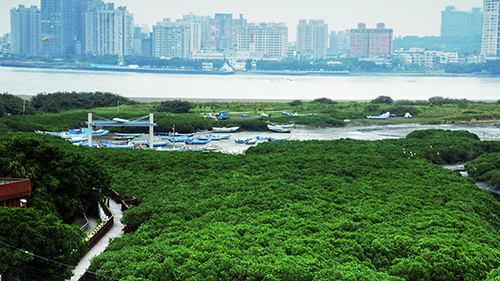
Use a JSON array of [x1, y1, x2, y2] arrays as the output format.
[[85, 113, 157, 149]]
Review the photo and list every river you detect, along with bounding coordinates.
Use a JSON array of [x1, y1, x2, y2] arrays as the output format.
[[1, 66, 500, 101]]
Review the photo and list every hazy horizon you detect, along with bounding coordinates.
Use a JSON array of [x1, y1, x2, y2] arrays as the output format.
[[1, 0, 483, 41]]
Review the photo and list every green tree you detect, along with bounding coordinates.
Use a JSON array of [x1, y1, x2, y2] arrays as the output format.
[[156, 100, 194, 114], [0, 208, 87, 281], [0, 138, 110, 223], [371, 95, 394, 104]]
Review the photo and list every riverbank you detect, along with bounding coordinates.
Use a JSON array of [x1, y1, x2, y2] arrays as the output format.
[[1, 61, 497, 78]]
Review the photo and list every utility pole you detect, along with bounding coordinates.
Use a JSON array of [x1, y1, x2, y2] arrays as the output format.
[[117, 101, 120, 113]]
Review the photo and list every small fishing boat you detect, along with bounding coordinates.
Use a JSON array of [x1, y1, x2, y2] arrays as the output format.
[[256, 136, 269, 140], [97, 141, 140, 149], [156, 146, 187, 152], [235, 138, 251, 144], [261, 113, 271, 118], [92, 129, 109, 136], [267, 124, 293, 133], [366, 112, 390, 120], [239, 114, 249, 117], [213, 127, 239, 133], [268, 135, 291, 142], [185, 139, 211, 145], [244, 139, 257, 145], [68, 136, 88, 143], [113, 136, 135, 141], [116, 132, 143, 137]]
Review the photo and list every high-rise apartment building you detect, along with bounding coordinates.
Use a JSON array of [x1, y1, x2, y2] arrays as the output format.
[[41, 0, 77, 56], [85, 4, 134, 56], [441, 6, 483, 37], [297, 19, 328, 59], [10, 5, 41, 55], [76, 0, 103, 54], [211, 14, 247, 51], [482, 0, 500, 60], [152, 19, 186, 58], [349, 23, 393, 58], [237, 22, 288, 59], [329, 30, 350, 55]]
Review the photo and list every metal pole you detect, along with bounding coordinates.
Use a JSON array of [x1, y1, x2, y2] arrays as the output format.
[[149, 113, 154, 150], [88, 113, 92, 147]]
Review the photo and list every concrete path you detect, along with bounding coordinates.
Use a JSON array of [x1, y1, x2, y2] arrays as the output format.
[[70, 199, 124, 281]]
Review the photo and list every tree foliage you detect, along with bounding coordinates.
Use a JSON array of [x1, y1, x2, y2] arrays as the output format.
[[371, 95, 394, 104], [156, 100, 194, 114], [0, 93, 36, 117], [0, 138, 110, 223], [83, 129, 500, 280], [0, 208, 87, 281], [31, 91, 135, 113]]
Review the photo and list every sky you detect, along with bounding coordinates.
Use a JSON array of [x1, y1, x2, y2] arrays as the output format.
[[1, 0, 483, 41]]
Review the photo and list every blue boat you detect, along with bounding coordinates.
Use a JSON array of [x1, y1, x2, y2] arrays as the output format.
[[256, 136, 269, 140], [239, 114, 249, 117], [162, 136, 191, 142], [235, 138, 251, 144], [268, 135, 291, 142], [213, 127, 239, 133], [116, 132, 143, 137], [185, 139, 211, 145]]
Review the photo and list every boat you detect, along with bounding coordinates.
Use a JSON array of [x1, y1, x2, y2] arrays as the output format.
[[281, 111, 313, 117], [235, 138, 251, 144], [244, 139, 257, 145], [116, 132, 143, 137], [156, 146, 187, 152], [366, 112, 390, 119], [97, 141, 140, 149], [238, 114, 249, 118], [113, 136, 135, 141], [268, 135, 291, 141], [404, 112, 413, 119], [261, 113, 271, 118], [162, 136, 191, 142], [146, 141, 169, 147], [185, 139, 211, 145], [92, 129, 109, 136], [68, 136, 88, 143], [267, 124, 293, 133], [212, 127, 239, 133], [256, 136, 269, 140]]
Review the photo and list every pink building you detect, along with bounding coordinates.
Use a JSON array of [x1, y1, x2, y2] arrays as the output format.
[[349, 23, 393, 58]]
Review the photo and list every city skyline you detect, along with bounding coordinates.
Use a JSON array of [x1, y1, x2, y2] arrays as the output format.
[[1, 0, 482, 41]]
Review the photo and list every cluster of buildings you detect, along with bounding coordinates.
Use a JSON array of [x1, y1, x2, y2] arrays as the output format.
[[5, 0, 393, 62], [4, 0, 500, 65]]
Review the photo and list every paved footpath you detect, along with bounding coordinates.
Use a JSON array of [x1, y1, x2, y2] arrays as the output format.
[[70, 199, 124, 281]]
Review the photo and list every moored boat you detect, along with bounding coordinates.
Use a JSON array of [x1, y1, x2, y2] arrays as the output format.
[[116, 132, 143, 137], [213, 127, 239, 133], [185, 139, 211, 145], [268, 135, 291, 141], [267, 124, 293, 133]]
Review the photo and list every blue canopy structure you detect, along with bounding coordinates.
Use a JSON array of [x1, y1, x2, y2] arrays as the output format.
[[85, 113, 157, 149]]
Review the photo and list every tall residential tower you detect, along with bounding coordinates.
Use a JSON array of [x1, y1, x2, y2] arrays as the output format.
[[41, 0, 77, 56], [10, 5, 41, 55], [481, 0, 500, 60], [297, 19, 328, 59]]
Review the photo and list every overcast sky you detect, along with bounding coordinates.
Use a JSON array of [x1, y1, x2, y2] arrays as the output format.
[[1, 0, 483, 41]]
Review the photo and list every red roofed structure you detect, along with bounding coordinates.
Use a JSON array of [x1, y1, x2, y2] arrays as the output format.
[[0, 178, 31, 208]]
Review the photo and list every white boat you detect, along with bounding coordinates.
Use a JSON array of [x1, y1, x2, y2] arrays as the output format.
[[212, 126, 239, 133], [267, 124, 293, 133]]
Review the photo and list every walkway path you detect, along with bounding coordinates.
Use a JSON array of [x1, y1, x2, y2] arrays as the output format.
[[70, 199, 124, 281]]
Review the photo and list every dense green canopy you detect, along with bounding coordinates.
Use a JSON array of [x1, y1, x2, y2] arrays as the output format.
[[83, 130, 500, 280]]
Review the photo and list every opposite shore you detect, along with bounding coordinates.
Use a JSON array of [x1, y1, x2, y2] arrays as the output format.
[[1, 61, 497, 78]]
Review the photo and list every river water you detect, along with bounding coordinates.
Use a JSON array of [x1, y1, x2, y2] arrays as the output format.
[[1, 66, 500, 101]]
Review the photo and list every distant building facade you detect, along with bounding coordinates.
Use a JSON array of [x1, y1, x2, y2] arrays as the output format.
[[76, 0, 103, 54], [211, 14, 247, 51], [296, 19, 328, 59], [41, 0, 77, 56], [10, 5, 41, 55], [441, 6, 483, 37], [329, 30, 350, 56], [237, 22, 288, 59], [349, 23, 393, 58], [152, 18, 187, 58], [85, 4, 134, 56], [482, 0, 500, 60]]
